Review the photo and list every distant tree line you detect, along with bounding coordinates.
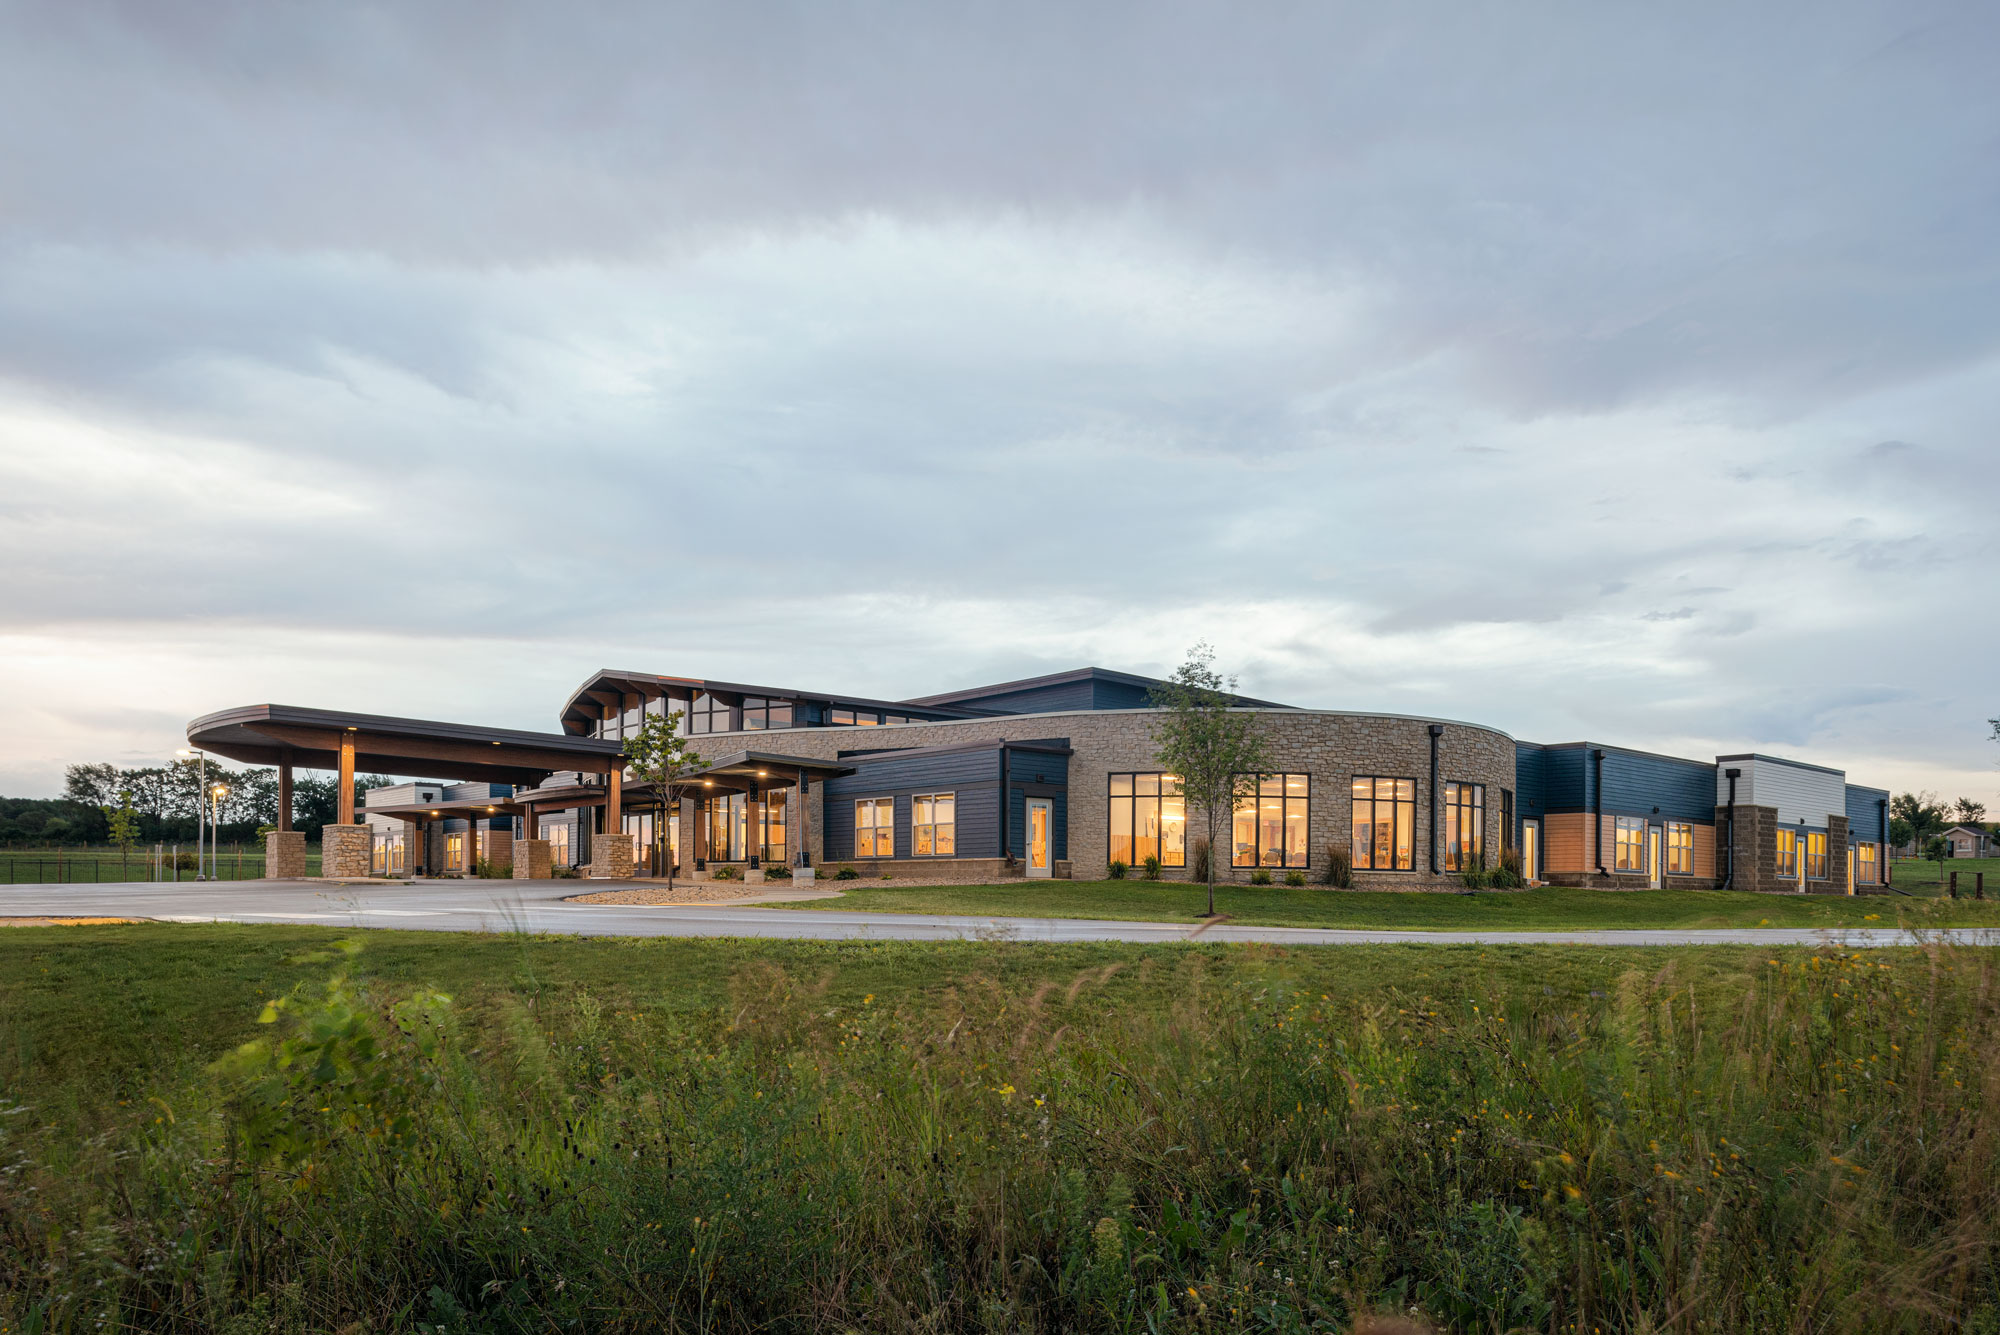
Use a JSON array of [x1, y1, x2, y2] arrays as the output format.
[[0, 763, 400, 847]]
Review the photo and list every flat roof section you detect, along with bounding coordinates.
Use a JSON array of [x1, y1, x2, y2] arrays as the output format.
[[187, 704, 625, 785]]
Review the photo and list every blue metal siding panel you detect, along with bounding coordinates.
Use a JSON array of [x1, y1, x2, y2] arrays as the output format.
[[1089, 680, 1158, 710], [1596, 748, 1717, 823], [827, 749, 999, 795], [946, 681, 1097, 714], [1542, 746, 1588, 810], [1846, 785, 1890, 839], [954, 786, 1001, 859], [1515, 745, 1548, 818]]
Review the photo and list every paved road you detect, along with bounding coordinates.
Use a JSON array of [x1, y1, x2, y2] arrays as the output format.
[[5, 878, 1996, 948]]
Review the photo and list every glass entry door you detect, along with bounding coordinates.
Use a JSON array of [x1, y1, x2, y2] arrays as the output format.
[[1026, 799, 1052, 878], [1647, 826, 1662, 889], [1521, 821, 1539, 884]]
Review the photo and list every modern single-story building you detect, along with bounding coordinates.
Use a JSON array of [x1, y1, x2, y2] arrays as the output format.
[[184, 664, 1894, 893], [1941, 824, 1997, 859]]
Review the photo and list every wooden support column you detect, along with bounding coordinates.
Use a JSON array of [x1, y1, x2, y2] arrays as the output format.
[[607, 765, 623, 845], [337, 731, 357, 825], [748, 783, 762, 868], [278, 751, 294, 833]]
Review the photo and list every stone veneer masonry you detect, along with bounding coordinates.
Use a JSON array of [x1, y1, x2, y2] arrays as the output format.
[[264, 829, 307, 879], [320, 823, 372, 879], [680, 709, 1517, 891]]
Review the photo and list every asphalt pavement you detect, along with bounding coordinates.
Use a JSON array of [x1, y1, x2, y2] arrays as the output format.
[[3, 877, 1995, 948]]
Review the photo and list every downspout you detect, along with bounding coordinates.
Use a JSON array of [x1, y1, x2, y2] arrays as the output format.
[[1592, 749, 1607, 878], [1428, 725, 1444, 874], [999, 744, 1011, 863], [1722, 767, 1739, 891]]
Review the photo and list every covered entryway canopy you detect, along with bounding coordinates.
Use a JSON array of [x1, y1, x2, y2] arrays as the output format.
[[186, 704, 626, 829]]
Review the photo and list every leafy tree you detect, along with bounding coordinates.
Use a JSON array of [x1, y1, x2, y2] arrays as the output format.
[[1952, 797, 1987, 826], [291, 773, 397, 841], [64, 762, 121, 807], [1150, 643, 1272, 918], [622, 706, 702, 891], [102, 791, 141, 853], [1924, 835, 1954, 891], [1891, 791, 1948, 856]]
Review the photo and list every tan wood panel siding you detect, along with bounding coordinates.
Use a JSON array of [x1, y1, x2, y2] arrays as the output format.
[[1544, 812, 1588, 873]]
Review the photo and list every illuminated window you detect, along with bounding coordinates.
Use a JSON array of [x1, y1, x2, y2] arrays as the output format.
[[1806, 830, 1828, 879], [1614, 816, 1646, 872], [829, 708, 881, 726], [1775, 828, 1798, 878], [912, 793, 956, 856], [703, 793, 747, 861], [1443, 782, 1485, 872], [445, 832, 466, 872], [1351, 777, 1415, 871], [760, 798, 787, 864], [854, 798, 894, 858], [1855, 841, 1878, 883], [1108, 773, 1186, 868], [1233, 774, 1309, 868], [1666, 822, 1694, 875]]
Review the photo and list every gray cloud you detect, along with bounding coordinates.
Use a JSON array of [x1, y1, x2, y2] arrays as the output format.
[[0, 0, 1996, 802]]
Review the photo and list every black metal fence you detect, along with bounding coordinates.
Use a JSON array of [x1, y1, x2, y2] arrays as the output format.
[[0, 844, 322, 883]]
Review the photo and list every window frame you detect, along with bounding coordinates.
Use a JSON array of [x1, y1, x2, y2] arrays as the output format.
[[1855, 840, 1878, 883], [1665, 821, 1694, 876], [1350, 776, 1417, 871], [911, 792, 956, 857], [1442, 781, 1486, 872], [687, 692, 734, 735], [1231, 773, 1310, 869], [853, 796, 894, 859], [1805, 830, 1828, 880], [1774, 828, 1798, 878], [1108, 772, 1187, 869], [1613, 816, 1646, 873]]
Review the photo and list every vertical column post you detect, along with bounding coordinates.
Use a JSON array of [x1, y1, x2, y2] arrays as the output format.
[[278, 752, 294, 833], [748, 783, 762, 868], [607, 765, 623, 849], [337, 731, 356, 825]]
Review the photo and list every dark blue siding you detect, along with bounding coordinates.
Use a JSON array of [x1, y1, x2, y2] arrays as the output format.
[[951, 681, 1099, 714], [1516, 744, 1549, 821], [822, 745, 1052, 862], [1542, 745, 1589, 810], [1845, 785, 1890, 843], [1592, 746, 1716, 823], [829, 748, 1000, 794], [1007, 786, 1069, 861], [1090, 680, 1158, 710]]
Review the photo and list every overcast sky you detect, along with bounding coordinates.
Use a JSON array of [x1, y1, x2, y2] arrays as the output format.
[[1, 1, 1995, 804]]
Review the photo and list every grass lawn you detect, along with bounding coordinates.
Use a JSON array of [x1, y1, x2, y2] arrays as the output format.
[[3, 923, 1998, 1332], [0, 845, 316, 883], [779, 876, 2000, 930], [1889, 854, 2000, 893]]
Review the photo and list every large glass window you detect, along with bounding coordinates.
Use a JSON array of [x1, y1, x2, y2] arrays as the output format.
[[741, 697, 794, 730], [1443, 782, 1485, 872], [1775, 828, 1798, 878], [1806, 830, 1828, 880], [829, 708, 881, 727], [1108, 773, 1186, 868], [688, 693, 733, 735], [1614, 816, 1646, 872], [912, 793, 956, 856], [854, 798, 893, 858], [1351, 777, 1415, 870], [1666, 821, 1694, 875], [1855, 841, 1878, 883], [1232, 774, 1309, 868], [760, 797, 787, 864], [704, 793, 747, 861]]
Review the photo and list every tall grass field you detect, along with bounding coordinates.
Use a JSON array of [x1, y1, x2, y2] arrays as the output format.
[[3, 926, 1997, 1333]]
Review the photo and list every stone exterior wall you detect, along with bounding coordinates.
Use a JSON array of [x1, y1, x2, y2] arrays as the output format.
[[321, 823, 373, 879], [1824, 816, 1850, 896], [680, 709, 1517, 891], [265, 830, 307, 879], [512, 839, 553, 879], [1721, 804, 1780, 892], [587, 838, 636, 880]]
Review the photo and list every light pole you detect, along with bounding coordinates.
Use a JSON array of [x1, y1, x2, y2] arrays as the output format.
[[211, 783, 229, 882], [177, 747, 207, 880]]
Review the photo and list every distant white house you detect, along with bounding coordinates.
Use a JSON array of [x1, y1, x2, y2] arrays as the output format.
[[1941, 824, 1997, 858]]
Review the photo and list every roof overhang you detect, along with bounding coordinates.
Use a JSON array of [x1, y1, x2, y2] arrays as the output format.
[[558, 667, 996, 735], [187, 704, 626, 785]]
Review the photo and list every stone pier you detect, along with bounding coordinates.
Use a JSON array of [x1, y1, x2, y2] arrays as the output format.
[[264, 829, 307, 879], [512, 839, 553, 879], [321, 824, 373, 879]]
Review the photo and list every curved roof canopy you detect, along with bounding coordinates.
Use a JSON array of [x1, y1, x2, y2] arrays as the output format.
[[187, 704, 625, 785]]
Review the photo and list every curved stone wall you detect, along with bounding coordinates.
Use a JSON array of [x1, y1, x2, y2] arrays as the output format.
[[682, 708, 1516, 889]]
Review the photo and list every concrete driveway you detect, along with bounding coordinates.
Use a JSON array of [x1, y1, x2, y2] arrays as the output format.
[[4, 877, 1996, 948]]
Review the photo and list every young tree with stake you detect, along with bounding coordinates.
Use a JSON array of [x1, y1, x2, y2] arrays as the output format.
[[1150, 643, 1272, 919], [622, 705, 703, 892]]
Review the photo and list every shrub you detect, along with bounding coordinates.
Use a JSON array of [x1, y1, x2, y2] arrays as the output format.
[[1488, 847, 1526, 889], [1107, 860, 1128, 880], [1191, 837, 1211, 883], [1250, 869, 1272, 886], [1323, 843, 1354, 888], [1460, 863, 1489, 890], [473, 857, 506, 879], [834, 866, 860, 881], [1142, 856, 1161, 880], [712, 864, 741, 881], [764, 865, 792, 880], [550, 865, 579, 879], [1284, 870, 1306, 887]]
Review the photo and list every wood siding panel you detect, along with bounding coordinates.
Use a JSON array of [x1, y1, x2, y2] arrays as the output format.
[[1691, 823, 1716, 880], [1543, 812, 1588, 873]]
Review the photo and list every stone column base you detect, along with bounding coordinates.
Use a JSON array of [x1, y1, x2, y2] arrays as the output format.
[[321, 824, 372, 879], [265, 830, 307, 879], [587, 840, 636, 880], [512, 839, 553, 879]]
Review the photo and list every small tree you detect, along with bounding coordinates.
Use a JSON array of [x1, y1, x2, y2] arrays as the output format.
[[1150, 643, 1272, 918], [1924, 835, 1954, 893], [1953, 797, 1987, 826], [1891, 791, 1948, 857], [102, 791, 140, 854], [622, 707, 703, 892]]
